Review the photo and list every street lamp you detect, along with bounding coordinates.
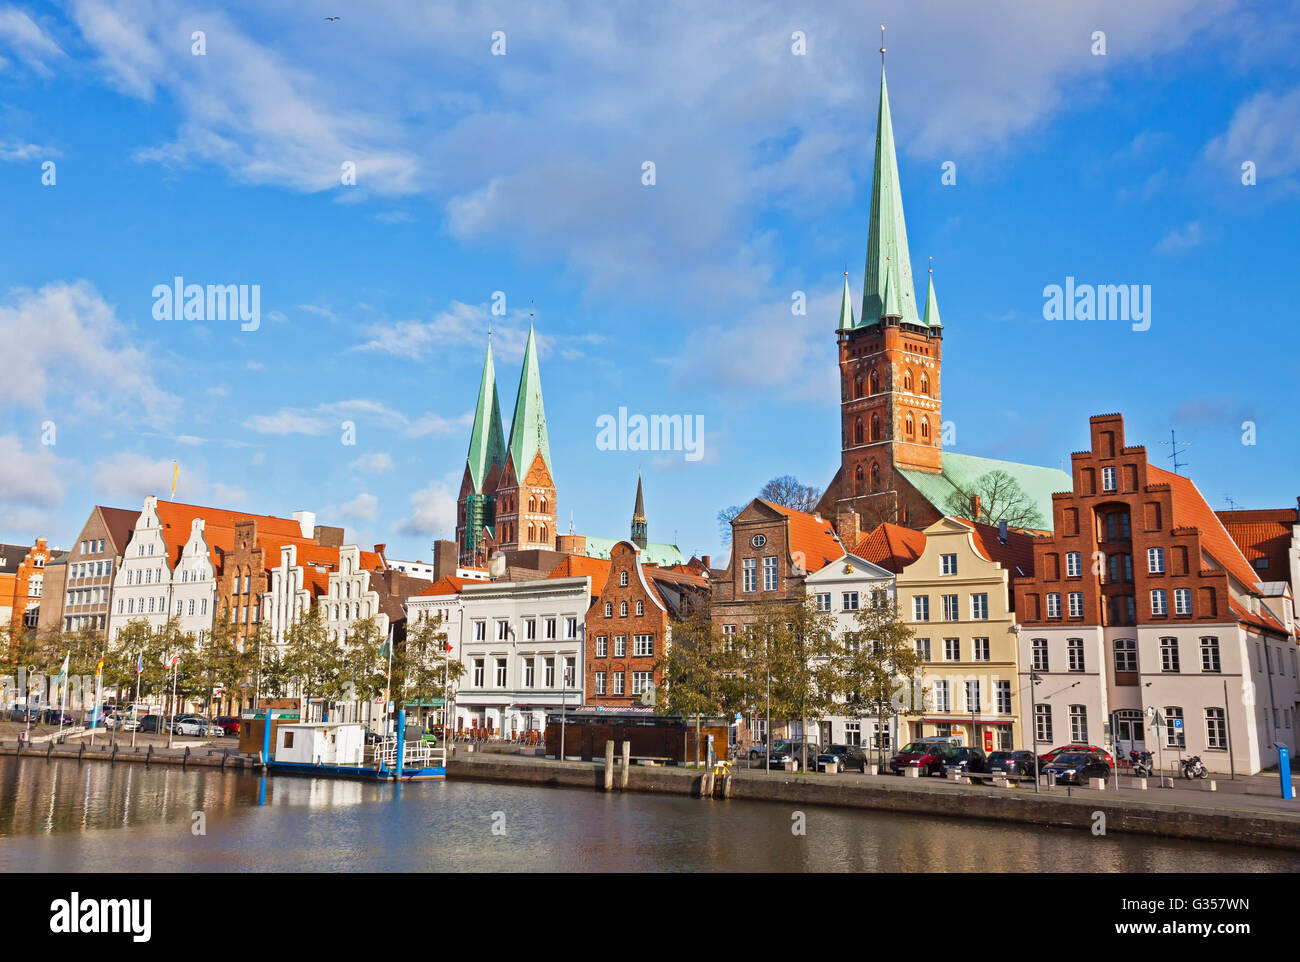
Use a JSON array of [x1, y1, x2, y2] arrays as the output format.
[[1029, 670, 1042, 793]]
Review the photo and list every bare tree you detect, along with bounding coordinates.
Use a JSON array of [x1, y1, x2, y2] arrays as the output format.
[[718, 475, 824, 545], [943, 469, 1044, 530]]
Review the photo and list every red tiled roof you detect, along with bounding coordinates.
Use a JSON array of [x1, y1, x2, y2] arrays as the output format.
[[1147, 466, 1261, 591], [545, 555, 613, 584], [1216, 509, 1297, 582], [854, 522, 926, 573], [757, 499, 842, 573], [958, 518, 1037, 581], [97, 506, 142, 555], [155, 501, 318, 571], [417, 575, 479, 596], [1229, 599, 1290, 637]]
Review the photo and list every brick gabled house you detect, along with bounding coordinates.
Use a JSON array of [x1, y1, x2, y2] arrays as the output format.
[[585, 540, 708, 708], [1012, 413, 1298, 775]]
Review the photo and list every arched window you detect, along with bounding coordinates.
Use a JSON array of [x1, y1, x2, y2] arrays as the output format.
[[870, 413, 882, 442], [529, 495, 536, 512], [854, 417, 864, 445], [903, 369, 913, 392], [869, 369, 880, 394], [540, 497, 547, 513], [855, 465, 865, 495], [905, 413, 915, 437], [871, 462, 882, 492], [854, 375, 864, 399], [920, 418, 930, 441], [539, 523, 547, 544], [920, 373, 930, 396], [528, 522, 535, 543]]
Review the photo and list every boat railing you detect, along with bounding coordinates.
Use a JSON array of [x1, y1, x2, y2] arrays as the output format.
[[374, 736, 447, 772]]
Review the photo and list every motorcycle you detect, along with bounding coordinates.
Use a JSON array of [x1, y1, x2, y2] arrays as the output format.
[[1129, 750, 1154, 778], [1180, 755, 1209, 779]]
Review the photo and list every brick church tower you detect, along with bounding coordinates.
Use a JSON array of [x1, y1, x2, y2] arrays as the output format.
[[823, 63, 945, 533], [456, 325, 558, 565]]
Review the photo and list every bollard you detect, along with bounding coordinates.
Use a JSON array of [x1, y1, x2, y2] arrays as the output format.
[[183, 746, 190, 769], [146, 744, 153, 765], [993, 776, 1009, 788], [1134, 777, 1147, 790], [905, 767, 920, 778], [719, 773, 732, 798], [620, 741, 630, 790], [1089, 777, 1106, 791], [1205, 780, 1217, 792], [868, 764, 879, 776], [604, 740, 615, 792]]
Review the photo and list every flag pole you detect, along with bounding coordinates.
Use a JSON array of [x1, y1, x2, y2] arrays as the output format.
[[168, 658, 178, 749], [132, 652, 142, 749], [57, 649, 69, 743]]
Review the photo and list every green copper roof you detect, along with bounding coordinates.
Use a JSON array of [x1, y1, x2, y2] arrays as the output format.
[[506, 324, 552, 478], [836, 273, 855, 331], [897, 452, 1071, 531], [632, 473, 646, 523], [861, 66, 920, 326], [581, 536, 684, 568], [923, 271, 942, 328], [881, 260, 902, 318], [465, 340, 507, 493]]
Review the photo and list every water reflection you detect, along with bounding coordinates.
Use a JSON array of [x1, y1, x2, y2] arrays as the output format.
[[0, 756, 1295, 873]]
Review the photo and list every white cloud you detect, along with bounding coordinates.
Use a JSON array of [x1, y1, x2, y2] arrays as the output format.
[[0, 435, 67, 507], [398, 481, 457, 538], [0, 280, 177, 427], [0, 142, 61, 162], [1155, 221, 1206, 254], [1205, 85, 1300, 183], [242, 410, 329, 436], [0, 8, 64, 76], [406, 412, 473, 438], [349, 452, 394, 474], [93, 452, 186, 502], [341, 491, 380, 522]]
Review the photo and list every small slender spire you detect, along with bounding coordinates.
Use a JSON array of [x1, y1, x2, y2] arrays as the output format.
[[837, 271, 855, 331], [630, 473, 648, 550], [923, 259, 942, 329]]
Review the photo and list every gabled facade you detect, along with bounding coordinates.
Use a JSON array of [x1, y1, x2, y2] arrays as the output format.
[[42, 505, 138, 635], [1013, 413, 1299, 774]]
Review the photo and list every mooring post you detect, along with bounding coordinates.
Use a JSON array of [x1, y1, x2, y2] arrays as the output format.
[[146, 744, 153, 766], [620, 740, 630, 790], [604, 740, 615, 791]]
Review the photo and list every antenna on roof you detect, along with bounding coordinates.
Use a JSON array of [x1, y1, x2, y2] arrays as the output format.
[[569, 510, 574, 535], [1225, 495, 1240, 511], [1161, 429, 1190, 476]]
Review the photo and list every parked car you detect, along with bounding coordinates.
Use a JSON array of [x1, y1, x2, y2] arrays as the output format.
[[8, 706, 40, 723], [986, 750, 1038, 776], [944, 746, 987, 774], [1039, 744, 1114, 769], [41, 708, 75, 726], [173, 718, 206, 737], [766, 741, 819, 771], [816, 744, 869, 773], [140, 715, 169, 733], [200, 719, 225, 737], [890, 741, 950, 776], [1043, 751, 1111, 785], [215, 716, 242, 736]]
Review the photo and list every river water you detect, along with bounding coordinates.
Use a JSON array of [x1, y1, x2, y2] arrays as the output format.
[[1, 756, 1294, 872]]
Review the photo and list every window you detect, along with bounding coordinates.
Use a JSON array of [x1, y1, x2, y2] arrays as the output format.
[[604, 602, 613, 618], [619, 601, 629, 617], [473, 659, 485, 687], [1160, 637, 1180, 672], [1164, 707, 1185, 747], [1200, 636, 1221, 673], [971, 594, 989, 620], [634, 634, 654, 657], [1034, 705, 1053, 743], [1032, 638, 1049, 671], [596, 636, 608, 658], [612, 672, 624, 696], [1065, 552, 1082, 577], [497, 620, 510, 641], [943, 638, 960, 661], [1101, 465, 1117, 492], [995, 680, 1011, 715], [1174, 588, 1191, 615], [932, 680, 950, 712], [913, 596, 930, 621], [1068, 592, 1083, 618], [942, 594, 959, 620], [524, 659, 535, 687], [564, 657, 576, 688], [1113, 639, 1138, 673], [842, 591, 859, 612], [619, 571, 629, 587], [635, 601, 644, 617], [546, 618, 557, 639], [815, 593, 831, 611], [973, 637, 990, 662], [1069, 705, 1088, 743], [494, 659, 507, 687], [474, 621, 486, 641], [1148, 547, 1165, 574], [632, 672, 653, 695], [614, 635, 626, 657], [845, 721, 862, 746], [566, 616, 578, 638], [1150, 589, 1167, 616], [940, 553, 958, 575], [1199, 708, 1223, 750], [595, 672, 606, 695], [1046, 593, 1061, 619], [544, 658, 556, 687], [1067, 638, 1084, 672], [915, 638, 930, 661], [965, 680, 981, 713], [742, 558, 757, 592], [762, 556, 778, 591]]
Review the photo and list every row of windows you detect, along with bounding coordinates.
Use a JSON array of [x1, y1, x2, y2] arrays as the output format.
[[741, 556, 780, 592], [930, 679, 1012, 714], [66, 614, 105, 631], [594, 671, 654, 696], [594, 634, 655, 658], [67, 587, 106, 607], [911, 593, 989, 622], [603, 599, 646, 617], [470, 655, 576, 689], [124, 567, 167, 586], [815, 589, 888, 612], [79, 539, 106, 556], [1030, 636, 1226, 674], [70, 561, 112, 580], [913, 637, 991, 662], [1033, 704, 1237, 750], [848, 368, 931, 399], [850, 412, 934, 446], [472, 616, 580, 642]]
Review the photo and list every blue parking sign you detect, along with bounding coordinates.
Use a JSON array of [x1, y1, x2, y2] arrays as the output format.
[[1174, 718, 1183, 730]]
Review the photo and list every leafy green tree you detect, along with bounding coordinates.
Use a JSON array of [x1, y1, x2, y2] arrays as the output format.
[[655, 603, 742, 765], [834, 600, 925, 769], [282, 605, 342, 716], [395, 614, 465, 727]]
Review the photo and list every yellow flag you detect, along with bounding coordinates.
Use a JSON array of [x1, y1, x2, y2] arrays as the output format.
[[170, 462, 179, 499]]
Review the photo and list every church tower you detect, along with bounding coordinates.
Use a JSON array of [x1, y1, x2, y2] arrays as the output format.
[[630, 473, 648, 550], [833, 63, 944, 530], [456, 339, 508, 565], [492, 324, 558, 553]]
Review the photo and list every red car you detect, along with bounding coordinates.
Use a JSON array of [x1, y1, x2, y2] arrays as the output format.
[[215, 715, 242, 736], [1039, 744, 1114, 769]]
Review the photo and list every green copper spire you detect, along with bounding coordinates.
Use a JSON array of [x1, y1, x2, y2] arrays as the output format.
[[630, 473, 647, 549], [506, 324, 552, 478], [861, 65, 920, 326], [881, 260, 902, 318], [837, 272, 855, 331], [465, 339, 507, 492], [923, 266, 942, 329]]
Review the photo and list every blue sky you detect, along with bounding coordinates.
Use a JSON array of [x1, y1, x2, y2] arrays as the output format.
[[1, 0, 1298, 564]]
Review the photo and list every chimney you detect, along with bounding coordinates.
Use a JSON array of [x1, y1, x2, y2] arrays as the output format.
[[431, 539, 457, 580], [971, 495, 982, 521], [373, 543, 388, 567], [836, 508, 861, 549], [292, 510, 316, 539], [702, 554, 711, 571]]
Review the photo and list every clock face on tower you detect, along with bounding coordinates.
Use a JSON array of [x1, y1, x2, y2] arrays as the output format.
[[751, 534, 767, 548]]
